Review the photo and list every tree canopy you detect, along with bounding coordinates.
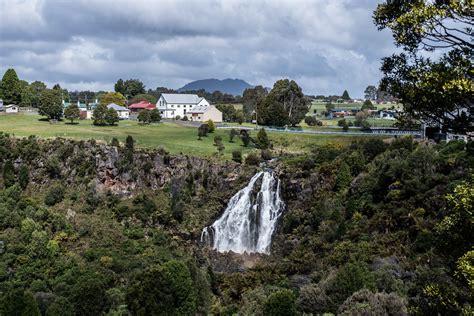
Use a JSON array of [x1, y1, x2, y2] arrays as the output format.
[[374, 0, 473, 134], [114, 79, 146, 99], [99, 92, 127, 107], [257, 79, 309, 126], [38, 89, 63, 120]]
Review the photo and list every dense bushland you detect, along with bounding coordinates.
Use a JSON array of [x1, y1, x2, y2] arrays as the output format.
[[0, 132, 472, 315]]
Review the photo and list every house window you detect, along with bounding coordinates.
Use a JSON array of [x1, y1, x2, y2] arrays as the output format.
[[177, 105, 180, 108], [184, 110, 186, 114], [171, 105, 174, 108]]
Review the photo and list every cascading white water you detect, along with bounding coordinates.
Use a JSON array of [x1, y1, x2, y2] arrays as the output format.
[[201, 171, 284, 254]]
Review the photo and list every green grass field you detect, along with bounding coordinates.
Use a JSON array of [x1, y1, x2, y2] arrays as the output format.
[[0, 113, 374, 159]]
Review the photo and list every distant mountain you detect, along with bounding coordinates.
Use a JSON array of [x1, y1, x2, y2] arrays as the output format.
[[177, 78, 253, 96]]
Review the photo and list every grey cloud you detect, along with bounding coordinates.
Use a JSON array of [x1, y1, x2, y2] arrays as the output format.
[[0, 0, 396, 97]]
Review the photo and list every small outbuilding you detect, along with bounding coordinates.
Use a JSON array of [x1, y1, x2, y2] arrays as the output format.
[[4, 104, 19, 113], [107, 103, 129, 119], [187, 105, 223, 123]]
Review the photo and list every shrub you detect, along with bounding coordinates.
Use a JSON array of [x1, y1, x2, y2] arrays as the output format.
[[240, 130, 251, 147], [175, 115, 181, 120], [338, 289, 407, 315], [256, 128, 270, 149], [229, 128, 239, 143], [126, 260, 196, 316], [263, 289, 297, 316], [138, 110, 151, 124], [181, 115, 188, 121], [326, 261, 376, 309], [261, 149, 272, 161], [207, 119, 216, 133], [338, 119, 347, 127], [44, 184, 65, 206], [197, 124, 209, 140], [150, 109, 161, 122], [92, 104, 108, 126], [296, 283, 332, 314], [245, 153, 260, 166], [304, 116, 317, 126], [232, 150, 242, 163], [110, 137, 120, 147], [213, 135, 223, 146]]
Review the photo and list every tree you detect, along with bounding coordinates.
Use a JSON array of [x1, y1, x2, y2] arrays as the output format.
[[342, 90, 350, 100], [242, 85, 268, 119], [105, 108, 119, 126], [374, 1, 473, 134], [92, 104, 108, 126], [64, 103, 80, 124], [116, 79, 146, 99], [99, 92, 127, 107], [0, 68, 22, 104], [256, 128, 270, 150], [29, 81, 47, 107], [18, 165, 29, 190], [335, 162, 351, 191], [2, 160, 15, 188], [114, 79, 125, 95], [364, 85, 377, 100], [362, 99, 375, 110], [126, 260, 196, 316], [138, 110, 151, 124], [149, 109, 161, 123], [259, 79, 309, 126], [263, 289, 297, 316], [19, 80, 32, 107], [207, 119, 216, 133], [38, 89, 63, 120], [129, 93, 157, 105]]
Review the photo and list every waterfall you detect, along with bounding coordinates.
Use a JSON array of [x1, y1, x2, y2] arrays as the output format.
[[201, 171, 284, 254]]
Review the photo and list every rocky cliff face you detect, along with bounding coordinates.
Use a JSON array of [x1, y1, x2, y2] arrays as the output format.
[[7, 137, 249, 197]]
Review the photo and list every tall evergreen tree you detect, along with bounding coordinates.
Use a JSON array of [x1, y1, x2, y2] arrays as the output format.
[[342, 90, 350, 100], [0, 68, 22, 104]]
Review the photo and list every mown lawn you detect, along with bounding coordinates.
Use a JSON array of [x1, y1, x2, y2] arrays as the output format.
[[0, 113, 374, 159]]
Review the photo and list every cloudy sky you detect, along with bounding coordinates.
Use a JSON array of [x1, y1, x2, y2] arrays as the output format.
[[0, 0, 396, 97]]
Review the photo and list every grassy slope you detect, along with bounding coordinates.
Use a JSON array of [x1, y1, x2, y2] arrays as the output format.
[[0, 114, 369, 158]]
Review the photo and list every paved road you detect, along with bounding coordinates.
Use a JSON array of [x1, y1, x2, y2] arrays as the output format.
[[217, 125, 421, 137]]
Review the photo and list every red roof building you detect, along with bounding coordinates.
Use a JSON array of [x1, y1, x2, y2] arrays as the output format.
[[128, 101, 156, 111]]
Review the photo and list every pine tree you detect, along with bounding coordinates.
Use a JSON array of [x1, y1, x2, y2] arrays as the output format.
[[342, 90, 351, 100], [0, 68, 22, 104]]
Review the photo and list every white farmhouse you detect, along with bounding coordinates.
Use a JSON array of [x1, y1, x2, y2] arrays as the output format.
[[156, 94, 211, 119]]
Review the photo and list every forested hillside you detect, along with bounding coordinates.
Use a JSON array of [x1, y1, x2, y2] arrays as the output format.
[[0, 133, 472, 315]]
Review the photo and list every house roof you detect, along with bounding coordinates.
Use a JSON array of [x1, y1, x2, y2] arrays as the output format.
[[188, 105, 215, 114], [161, 93, 202, 104], [129, 101, 155, 109], [107, 103, 128, 111]]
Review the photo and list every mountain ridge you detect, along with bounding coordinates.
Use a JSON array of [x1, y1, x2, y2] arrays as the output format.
[[177, 78, 253, 96]]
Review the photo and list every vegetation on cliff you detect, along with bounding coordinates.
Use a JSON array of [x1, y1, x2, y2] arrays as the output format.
[[0, 132, 472, 315]]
